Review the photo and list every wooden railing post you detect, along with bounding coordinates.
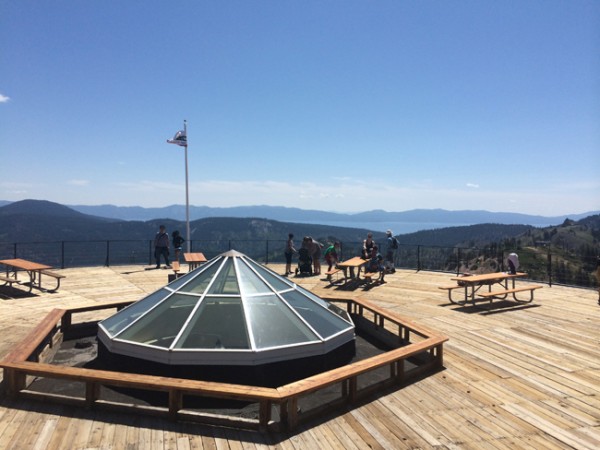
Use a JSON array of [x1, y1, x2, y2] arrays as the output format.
[[4, 368, 27, 395], [168, 389, 182, 420], [86, 381, 100, 407]]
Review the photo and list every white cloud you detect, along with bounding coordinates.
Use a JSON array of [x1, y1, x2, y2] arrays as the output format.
[[0, 93, 10, 103], [466, 183, 480, 189]]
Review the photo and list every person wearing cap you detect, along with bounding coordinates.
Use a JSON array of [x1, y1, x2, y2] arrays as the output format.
[[385, 229, 397, 273]]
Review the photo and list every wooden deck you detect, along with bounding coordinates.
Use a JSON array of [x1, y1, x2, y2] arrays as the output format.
[[1, 265, 599, 449]]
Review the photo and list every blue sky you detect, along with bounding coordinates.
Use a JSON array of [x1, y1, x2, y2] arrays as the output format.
[[1, 1, 599, 216]]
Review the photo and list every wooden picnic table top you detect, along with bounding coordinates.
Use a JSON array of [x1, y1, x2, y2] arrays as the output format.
[[183, 252, 207, 263], [450, 271, 527, 284], [336, 256, 367, 268], [0, 258, 52, 271]]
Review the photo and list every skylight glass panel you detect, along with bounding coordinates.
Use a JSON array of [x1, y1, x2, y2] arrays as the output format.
[[207, 258, 240, 295], [297, 285, 353, 322], [117, 293, 198, 347], [100, 288, 170, 337], [281, 290, 351, 339], [246, 258, 294, 292], [245, 294, 318, 349], [237, 260, 271, 295], [175, 297, 250, 349], [179, 261, 221, 294]]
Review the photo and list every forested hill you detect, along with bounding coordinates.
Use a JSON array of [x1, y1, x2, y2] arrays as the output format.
[[397, 224, 535, 248], [1, 200, 598, 256]]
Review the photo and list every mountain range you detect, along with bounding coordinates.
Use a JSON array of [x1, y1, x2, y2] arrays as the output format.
[[1, 200, 596, 228], [1, 200, 599, 251]]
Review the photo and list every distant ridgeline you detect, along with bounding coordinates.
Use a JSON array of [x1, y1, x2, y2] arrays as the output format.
[[0, 200, 598, 287]]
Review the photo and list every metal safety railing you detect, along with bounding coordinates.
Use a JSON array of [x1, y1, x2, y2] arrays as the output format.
[[0, 239, 598, 289]]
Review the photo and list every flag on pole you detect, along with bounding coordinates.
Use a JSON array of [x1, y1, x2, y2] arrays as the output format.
[[167, 129, 187, 147]]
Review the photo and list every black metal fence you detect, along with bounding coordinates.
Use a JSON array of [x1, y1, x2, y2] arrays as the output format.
[[0, 239, 598, 290]]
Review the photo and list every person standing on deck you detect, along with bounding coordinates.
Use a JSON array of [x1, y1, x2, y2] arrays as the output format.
[[384, 230, 397, 273], [284, 233, 297, 276], [172, 230, 185, 263], [154, 225, 171, 269]]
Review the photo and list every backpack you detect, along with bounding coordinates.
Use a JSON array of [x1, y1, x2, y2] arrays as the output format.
[[391, 237, 398, 249]]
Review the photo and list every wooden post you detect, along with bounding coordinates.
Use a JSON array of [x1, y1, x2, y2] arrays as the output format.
[[61, 312, 72, 330], [349, 376, 357, 403], [279, 399, 289, 427], [435, 343, 444, 369], [168, 389, 182, 420], [85, 381, 100, 408], [5, 369, 26, 395], [287, 397, 298, 430], [258, 400, 271, 431], [396, 359, 405, 383]]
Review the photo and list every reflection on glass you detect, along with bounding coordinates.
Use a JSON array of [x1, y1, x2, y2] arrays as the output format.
[[246, 259, 294, 292], [176, 297, 250, 349], [207, 258, 240, 295], [237, 261, 271, 294], [118, 294, 198, 347], [245, 294, 317, 348], [100, 289, 170, 337], [282, 290, 351, 339], [179, 260, 221, 294], [297, 285, 352, 322]]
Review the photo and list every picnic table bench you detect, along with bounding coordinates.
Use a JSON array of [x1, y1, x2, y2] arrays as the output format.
[[325, 267, 343, 284], [363, 271, 384, 284]]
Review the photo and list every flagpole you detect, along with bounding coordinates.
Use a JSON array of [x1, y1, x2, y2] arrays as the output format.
[[183, 120, 191, 254]]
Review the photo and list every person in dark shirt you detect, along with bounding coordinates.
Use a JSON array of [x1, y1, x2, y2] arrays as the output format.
[[172, 230, 185, 263], [153, 225, 171, 269]]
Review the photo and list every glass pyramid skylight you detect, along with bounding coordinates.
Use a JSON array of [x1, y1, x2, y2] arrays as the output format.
[[97, 250, 355, 366]]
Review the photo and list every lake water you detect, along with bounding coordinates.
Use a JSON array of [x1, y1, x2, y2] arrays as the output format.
[[294, 221, 467, 234], [296, 220, 559, 235]]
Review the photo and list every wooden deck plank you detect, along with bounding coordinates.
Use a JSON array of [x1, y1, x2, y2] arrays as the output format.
[[0, 405, 36, 450], [501, 402, 599, 450], [0, 265, 599, 449]]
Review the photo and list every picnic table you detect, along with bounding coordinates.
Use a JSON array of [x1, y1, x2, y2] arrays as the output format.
[[0, 258, 64, 293], [335, 256, 367, 281], [184, 252, 207, 270], [439, 272, 543, 305]]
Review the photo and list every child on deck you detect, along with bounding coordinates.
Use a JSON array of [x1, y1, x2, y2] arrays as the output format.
[[324, 242, 340, 272]]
